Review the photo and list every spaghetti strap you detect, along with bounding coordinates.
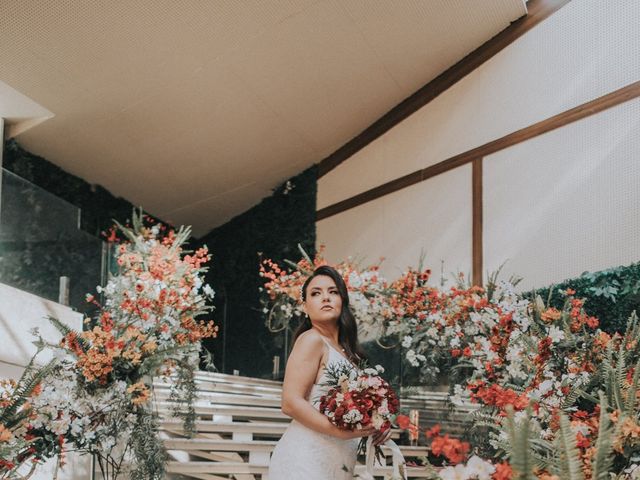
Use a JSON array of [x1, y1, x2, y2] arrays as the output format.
[[318, 335, 356, 367]]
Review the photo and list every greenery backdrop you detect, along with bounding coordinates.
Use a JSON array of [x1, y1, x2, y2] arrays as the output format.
[[3, 139, 140, 236], [197, 167, 317, 378]]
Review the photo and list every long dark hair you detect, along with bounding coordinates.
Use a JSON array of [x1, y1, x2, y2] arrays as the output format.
[[292, 265, 366, 364]]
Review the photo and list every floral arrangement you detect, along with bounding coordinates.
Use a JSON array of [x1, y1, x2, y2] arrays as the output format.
[[263, 246, 640, 477], [395, 274, 640, 478], [318, 362, 400, 464], [20, 211, 218, 479], [396, 271, 532, 384], [319, 363, 399, 431], [0, 359, 58, 479], [259, 245, 393, 340]]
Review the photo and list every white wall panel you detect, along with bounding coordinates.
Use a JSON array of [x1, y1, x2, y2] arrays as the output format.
[[318, 165, 472, 284], [0, 282, 89, 479], [318, 0, 640, 209], [484, 99, 640, 291]]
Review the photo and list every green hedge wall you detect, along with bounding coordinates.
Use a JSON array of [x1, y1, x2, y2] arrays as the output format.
[[198, 166, 317, 378], [3, 139, 139, 236], [525, 262, 640, 333]]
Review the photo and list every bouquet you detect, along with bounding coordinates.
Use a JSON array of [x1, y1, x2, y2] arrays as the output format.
[[318, 363, 400, 464]]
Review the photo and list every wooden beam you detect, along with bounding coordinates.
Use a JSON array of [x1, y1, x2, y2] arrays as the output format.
[[317, 80, 640, 221], [317, 0, 572, 178], [472, 159, 483, 286]]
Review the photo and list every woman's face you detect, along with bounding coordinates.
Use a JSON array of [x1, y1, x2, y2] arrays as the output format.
[[303, 275, 343, 324]]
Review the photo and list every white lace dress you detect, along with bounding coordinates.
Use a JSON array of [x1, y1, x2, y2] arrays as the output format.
[[268, 340, 359, 479]]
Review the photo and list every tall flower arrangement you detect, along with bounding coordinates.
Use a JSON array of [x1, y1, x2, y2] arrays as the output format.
[[259, 245, 393, 339], [28, 211, 218, 479]]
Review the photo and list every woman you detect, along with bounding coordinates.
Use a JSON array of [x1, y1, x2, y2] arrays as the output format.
[[268, 265, 391, 479]]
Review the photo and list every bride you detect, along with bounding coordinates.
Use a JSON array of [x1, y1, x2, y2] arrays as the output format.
[[268, 265, 391, 479]]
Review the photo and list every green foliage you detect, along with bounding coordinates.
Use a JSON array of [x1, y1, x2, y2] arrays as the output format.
[[553, 412, 585, 480], [3, 139, 146, 236], [129, 409, 167, 480], [504, 407, 536, 480], [0, 355, 56, 428], [591, 392, 615, 480], [168, 360, 198, 437], [197, 166, 317, 377], [525, 262, 640, 333]]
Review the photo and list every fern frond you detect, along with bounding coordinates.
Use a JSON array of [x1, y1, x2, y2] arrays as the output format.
[[591, 392, 615, 480], [0, 358, 57, 426], [504, 407, 535, 480], [47, 316, 90, 352], [561, 383, 585, 410], [552, 412, 585, 480], [624, 357, 640, 415]]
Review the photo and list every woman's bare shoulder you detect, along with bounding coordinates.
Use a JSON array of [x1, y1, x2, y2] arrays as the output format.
[[293, 329, 325, 353]]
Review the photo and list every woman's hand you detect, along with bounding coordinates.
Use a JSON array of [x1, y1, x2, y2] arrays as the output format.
[[336, 426, 377, 440], [372, 427, 392, 446]]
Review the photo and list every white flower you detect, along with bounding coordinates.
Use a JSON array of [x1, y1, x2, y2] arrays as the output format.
[[406, 350, 427, 367], [548, 325, 565, 343], [375, 364, 385, 373], [402, 336, 413, 348], [538, 379, 554, 396], [343, 409, 363, 424], [203, 284, 215, 298], [371, 412, 385, 429], [439, 464, 468, 480], [465, 455, 495, 480]]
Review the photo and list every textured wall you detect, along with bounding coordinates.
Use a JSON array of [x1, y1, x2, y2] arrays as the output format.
[[317, 0, 640, 287], [484, 99, 640, 290]]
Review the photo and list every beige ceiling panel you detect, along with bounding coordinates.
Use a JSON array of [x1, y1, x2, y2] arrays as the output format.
[[0, 1, 318, 112], [1, 0, 529, 234], [229, 0, 403, 157], [98, 76, 316, 214], [164, 181, 270, 237], [342, 0, 527, 93]]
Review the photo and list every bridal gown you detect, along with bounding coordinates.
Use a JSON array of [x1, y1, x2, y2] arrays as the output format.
[[268, 338, 359, 479]]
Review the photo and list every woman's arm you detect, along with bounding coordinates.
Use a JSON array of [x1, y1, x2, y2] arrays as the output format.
[[280, 331, 375, 440]]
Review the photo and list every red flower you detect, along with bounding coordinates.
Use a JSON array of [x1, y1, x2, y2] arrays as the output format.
[[493, 462, 513, 480], [430, 433, 470, 464], [396, 414, 411, 430], [426, 424, 441, 439]]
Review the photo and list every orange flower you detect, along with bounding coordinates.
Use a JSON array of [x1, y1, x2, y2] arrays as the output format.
[[0, 423, 13, 443], [430, 433, 470, 464], [540, 308, 561, 323], [127, 382, 151, 405], [536, 472, 559, 480], [396, 415, 411, 430], [493, 462, 513, 480], [426, 424, 441, 439]]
